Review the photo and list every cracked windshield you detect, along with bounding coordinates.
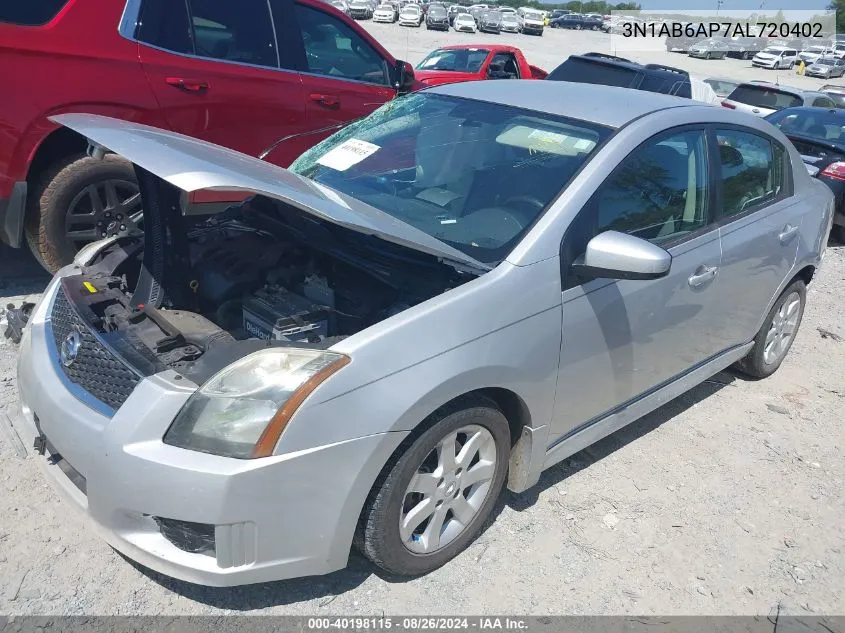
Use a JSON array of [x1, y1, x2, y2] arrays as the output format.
[[290, 93, 611, 263]]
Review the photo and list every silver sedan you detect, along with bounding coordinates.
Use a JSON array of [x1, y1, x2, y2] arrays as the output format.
[[688, 38, 730, 59], [12, 81, 832, 586]]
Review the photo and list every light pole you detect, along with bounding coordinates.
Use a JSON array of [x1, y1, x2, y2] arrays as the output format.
[[716, 0, 725, 16]]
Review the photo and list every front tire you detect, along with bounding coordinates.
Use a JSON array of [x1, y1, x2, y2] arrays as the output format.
[[735, 279, 806, 378], [356, 396, 510, 576], [25, 154, 140, 272]]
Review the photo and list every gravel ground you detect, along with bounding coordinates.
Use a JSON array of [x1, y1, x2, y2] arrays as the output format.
[[1, 27, 844, 616]]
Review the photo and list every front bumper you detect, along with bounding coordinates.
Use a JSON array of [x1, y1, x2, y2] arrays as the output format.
[[752, 59, 777, 68], [12, 275, 406, 586], [373, 13, 393, 21], [522, 24, 543, 33], [399, 17, 419, 25]]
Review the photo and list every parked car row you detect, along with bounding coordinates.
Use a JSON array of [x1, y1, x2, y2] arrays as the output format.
[[367, 3, 548, 35]]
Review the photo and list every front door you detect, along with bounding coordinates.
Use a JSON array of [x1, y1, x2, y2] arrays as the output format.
[[136, 0, 308, 163], [551, 128, 724, 442], [290, 2, 397, 156]]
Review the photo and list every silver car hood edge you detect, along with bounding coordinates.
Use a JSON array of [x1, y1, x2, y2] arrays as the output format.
[[50, 113, 491, 273]]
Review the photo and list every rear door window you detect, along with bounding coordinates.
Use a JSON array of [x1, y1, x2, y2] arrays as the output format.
[[137, 0, 194, 55], [727, 85, 802, 110], [715, 129, 786, 218], [0, 1, 69, 25], [188, 0, 279, 68]]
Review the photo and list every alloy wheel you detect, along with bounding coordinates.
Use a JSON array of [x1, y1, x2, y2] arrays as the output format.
[[399, 424, 497, 554], [763, 291, 801, 365], [65, 178, 142, 246]]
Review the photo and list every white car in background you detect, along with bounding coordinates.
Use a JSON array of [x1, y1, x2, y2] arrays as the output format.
[[799, 46, 834, 65], [373, 2, 397, 22], [517, 8, 544, 35], [752, 46, 798, 70], [398, 3, 422, 25], [453, 12, 477, 32]]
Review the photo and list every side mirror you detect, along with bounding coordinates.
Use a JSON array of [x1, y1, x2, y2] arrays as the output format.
[[571, 231, 671, 281], [394, 60, 416, 94]]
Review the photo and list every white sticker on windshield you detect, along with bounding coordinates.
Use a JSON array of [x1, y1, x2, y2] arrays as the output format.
[[317, 139, 380, 171]]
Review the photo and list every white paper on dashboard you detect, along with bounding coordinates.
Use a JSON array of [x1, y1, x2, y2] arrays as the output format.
[[317, 139, 381, 171]]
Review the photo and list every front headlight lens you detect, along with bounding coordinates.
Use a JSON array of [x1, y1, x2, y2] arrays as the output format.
[[164, 348, 349, 459]]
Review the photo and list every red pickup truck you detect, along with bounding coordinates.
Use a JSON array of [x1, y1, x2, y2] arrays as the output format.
[[414, 45, 547, 86], [0, 0, 416, 270]]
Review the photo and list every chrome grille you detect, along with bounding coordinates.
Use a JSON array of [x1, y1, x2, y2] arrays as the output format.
[[49, 286, 140, 413]]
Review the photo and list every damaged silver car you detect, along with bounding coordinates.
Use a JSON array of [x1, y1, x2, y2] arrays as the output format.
[[11, 81, 832, 586]]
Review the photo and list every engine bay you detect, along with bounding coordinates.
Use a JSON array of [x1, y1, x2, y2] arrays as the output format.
[[68, 196, 475, 383]]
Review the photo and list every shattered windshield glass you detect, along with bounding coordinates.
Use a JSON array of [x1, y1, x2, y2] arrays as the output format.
[[290, 93, 612, 263]]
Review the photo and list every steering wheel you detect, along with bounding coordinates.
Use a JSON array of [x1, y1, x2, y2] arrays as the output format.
[[503, 195, 546, 218]]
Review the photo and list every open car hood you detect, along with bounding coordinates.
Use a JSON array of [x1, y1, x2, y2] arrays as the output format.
[[50, 114, 490, 273]]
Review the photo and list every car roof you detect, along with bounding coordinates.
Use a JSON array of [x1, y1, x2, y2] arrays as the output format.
[[427, 80, 692, 127]]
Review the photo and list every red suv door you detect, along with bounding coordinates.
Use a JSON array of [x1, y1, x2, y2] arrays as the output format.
[[132, 0, 313, 163], [287, 2, 399, 149]]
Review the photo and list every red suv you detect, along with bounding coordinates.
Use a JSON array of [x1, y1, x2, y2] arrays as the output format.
[[0, 0, 415, 270]]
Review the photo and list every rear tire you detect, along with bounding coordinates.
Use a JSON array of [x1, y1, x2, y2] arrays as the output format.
[[735, 279, 806, 379], [356, 396, 510, 576]]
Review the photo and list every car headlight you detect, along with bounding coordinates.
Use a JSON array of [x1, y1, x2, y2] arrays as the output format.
[[164, 348, 350, 459]]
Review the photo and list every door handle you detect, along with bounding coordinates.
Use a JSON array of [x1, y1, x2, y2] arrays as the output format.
[[165, 77, 209, 92], [688, 265, 718, 288], [309, 93, 340, 108], [779, 224, 799, 244]]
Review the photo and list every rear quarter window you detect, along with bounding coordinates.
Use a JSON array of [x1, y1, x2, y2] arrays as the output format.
[[0, 1, 69, 25], [728, 86, 802, 110]]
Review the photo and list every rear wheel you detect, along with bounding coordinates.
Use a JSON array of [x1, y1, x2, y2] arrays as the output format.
[[735, 280, 806, 379], [356, 396, 510, 576], [25, 154, 141, 272]]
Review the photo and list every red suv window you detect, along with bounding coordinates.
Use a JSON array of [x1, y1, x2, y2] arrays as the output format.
[[0, 1, 69, 25], [137, 0, 280, 68]]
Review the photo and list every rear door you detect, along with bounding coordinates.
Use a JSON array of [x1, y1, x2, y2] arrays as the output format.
[[135, 0, 309, 165], [551, 128, 723, 440], [290, 2, 397, 150], [708, 126, 799, 349]]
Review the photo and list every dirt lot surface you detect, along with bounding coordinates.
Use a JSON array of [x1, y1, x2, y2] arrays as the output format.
[[1, 26, 844, 617]]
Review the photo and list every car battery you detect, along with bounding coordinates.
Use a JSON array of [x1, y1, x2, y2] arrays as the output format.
[[242, 286, 329, 343]]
